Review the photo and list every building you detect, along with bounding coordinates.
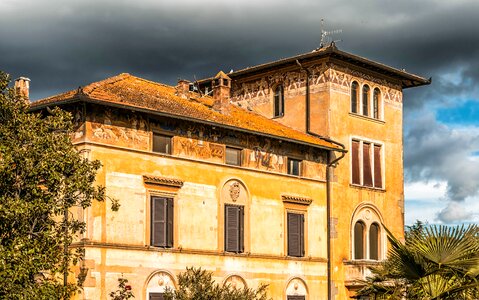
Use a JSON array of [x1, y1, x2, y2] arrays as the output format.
[[31, 43, 429, 299]]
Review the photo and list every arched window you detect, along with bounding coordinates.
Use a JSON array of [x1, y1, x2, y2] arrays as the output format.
[[273, 85, 284, 117], [369, 223, 380, 260], [373, 88, 381, 119], [354, 221, 366, 259], [362, 85, 370, 116], [351, 81, 359, 113]]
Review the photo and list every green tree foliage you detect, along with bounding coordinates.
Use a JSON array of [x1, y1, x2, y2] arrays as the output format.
[[109, 277, 135, 300], [0, 71, 106, 299], [357, 222, 479, 299], [163, 267, 270, 300]]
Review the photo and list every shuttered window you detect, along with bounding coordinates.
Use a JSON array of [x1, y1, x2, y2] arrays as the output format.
[[225, 147, 242, 166], [352, 140, 383, 188], [151, 196, 173, 248], [287, 213, 304, 257], [149, 293, 164, 300], [374, 145, 382, 188], [354, 221, 365, 259], [351, 81, 359, 113], [153, 134, 172, 154], [363, 143, 373, 187], [225, 205, 244, 253], [351, 140, 360, 185], [288, 158, 301, 176], [373, 88, 381, 119], [369, 223, 380, 260]]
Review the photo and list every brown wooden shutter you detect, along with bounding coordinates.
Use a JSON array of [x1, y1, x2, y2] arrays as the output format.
[[374, 145, 382, 188], [225, 205, 240, 252], [239, 206, 244, 252], [287, 296, 306, 300], [363, 143, 373, 187], [351, 141, 360, 184], [288, 213, 304, 257], [151, 197, 166, 247], [351, 82, 358, 113], [167, 198, 174, 248]]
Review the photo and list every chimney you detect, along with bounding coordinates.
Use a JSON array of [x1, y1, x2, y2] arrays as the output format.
[[15, 77, 31, 103], [176, 79, 191, 99], [212, 71, 231, 113]]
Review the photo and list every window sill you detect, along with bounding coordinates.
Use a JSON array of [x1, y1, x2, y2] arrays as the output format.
[[349, 112, 385, 124], [343, 259, 382, 266], [349, 184, 385, 192]]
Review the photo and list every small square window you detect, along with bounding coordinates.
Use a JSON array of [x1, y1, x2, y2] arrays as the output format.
[[287, 158, 301, 176], [225, 147, 242, 166], [153, 133, 171, 154]]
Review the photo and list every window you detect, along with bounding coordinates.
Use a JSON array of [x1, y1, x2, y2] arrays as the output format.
[[151, 196, 173, 248], [287, 297, 305, 300], [369, 223, 380, 260], [287, 158, 301, 176], [352, 206, 383, 261], [287, 212, 304, 257], [351, 139, 383, 188], [354, 221, 366, 259], [273, 85, 284, 117], [373, 88, 381, 119], [225, 205, 244, 253], [153, 133, 172, 154], [351, 81, 359, 113], [225, 147, 242, 166], [362, 85, 370, 116]]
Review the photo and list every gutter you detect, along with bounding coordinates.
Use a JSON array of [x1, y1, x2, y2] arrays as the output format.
[[296, 60, 346, 300]]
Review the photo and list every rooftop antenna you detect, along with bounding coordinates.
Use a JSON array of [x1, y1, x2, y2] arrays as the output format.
[[320, 19, 342, 48]]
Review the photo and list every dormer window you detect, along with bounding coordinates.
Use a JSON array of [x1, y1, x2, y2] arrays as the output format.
[[362, 85, 370, 117], [273, 85, 284, 117]]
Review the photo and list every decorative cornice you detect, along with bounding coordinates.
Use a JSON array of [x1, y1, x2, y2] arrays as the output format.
[[281, 195, 313, 205], [143, 175, 184, 188]]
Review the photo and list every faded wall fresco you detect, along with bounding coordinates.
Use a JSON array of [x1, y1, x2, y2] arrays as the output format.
[[230, 62, 402, 111], [83, 105, 328, 180], [87, 106, 150, 151]]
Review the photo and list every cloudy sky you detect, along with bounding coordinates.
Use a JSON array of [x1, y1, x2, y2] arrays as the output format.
[[1, 0, 478, 226]]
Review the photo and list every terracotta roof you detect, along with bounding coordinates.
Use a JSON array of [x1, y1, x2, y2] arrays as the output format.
[[32, 73, 344, 152], [229, 44, 431, 89]]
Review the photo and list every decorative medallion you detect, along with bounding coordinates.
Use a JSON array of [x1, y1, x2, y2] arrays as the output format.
[[229, 182, 241, 202]]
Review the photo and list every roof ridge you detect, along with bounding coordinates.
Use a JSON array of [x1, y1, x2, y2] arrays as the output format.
[[83, 73, 131, 94]]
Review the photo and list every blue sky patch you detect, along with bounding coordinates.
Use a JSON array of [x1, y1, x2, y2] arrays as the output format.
[[437, 100, 479, 126]]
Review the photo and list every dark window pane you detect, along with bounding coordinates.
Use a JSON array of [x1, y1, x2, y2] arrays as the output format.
[[153, 134, 171, 154], [362, 85, 370, 116], [274, 85, 284, 117], [287, 213, 304, 257], [363, 143, 373, 187], [351, 141, 360, 184], [288, 158, 301, 176], [370, 223, 380, 260], [354, 221, 365, 259], [373, 88, 380, 119], [374, 145, 382, 188], [351, 81, 359, 113], [287, 296, 306, 300], [226, 147, 241, 166]]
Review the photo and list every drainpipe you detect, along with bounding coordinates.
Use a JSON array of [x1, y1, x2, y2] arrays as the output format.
[[296, 60, 346, 300]]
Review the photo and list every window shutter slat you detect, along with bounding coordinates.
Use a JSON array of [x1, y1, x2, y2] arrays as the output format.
[[363, 143, 373, 186], [167, 198, 174, 248], [152, 197, 166, 247], [352, 141, 360, 184], [374, 145, 382, 188]]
